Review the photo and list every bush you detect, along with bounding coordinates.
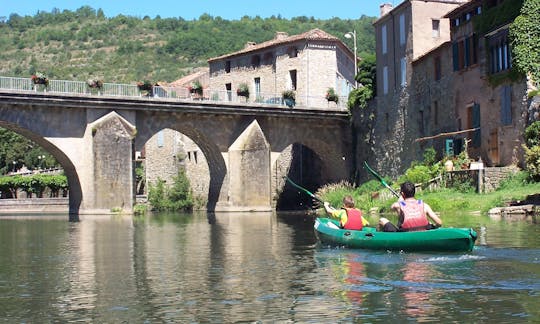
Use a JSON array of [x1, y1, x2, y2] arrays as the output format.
[[524, 145, 540, 181], [147, 170, 193, 211], [524, 121, 540, 148]]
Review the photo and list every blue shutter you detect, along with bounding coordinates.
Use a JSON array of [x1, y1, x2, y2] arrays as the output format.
[[452, 43, 459, 71], [472, 103, 481, 147], [501, 86, 512, 125], [464, 38, 470, 67]]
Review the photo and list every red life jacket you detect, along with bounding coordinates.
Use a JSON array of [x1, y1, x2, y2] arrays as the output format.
[[399, 200, 429, 231], [343, 208, 363, 230]]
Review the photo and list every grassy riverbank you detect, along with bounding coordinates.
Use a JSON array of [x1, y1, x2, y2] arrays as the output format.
[[317, 172, 540, 215]]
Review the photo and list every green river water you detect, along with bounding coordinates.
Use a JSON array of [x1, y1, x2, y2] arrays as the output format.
[[0, 211, 538, 322]]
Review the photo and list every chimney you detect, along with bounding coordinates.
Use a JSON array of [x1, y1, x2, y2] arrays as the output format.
[[244, 41, 256, 49], [275, 32, 289, 40], [380, 3, 393, 17]]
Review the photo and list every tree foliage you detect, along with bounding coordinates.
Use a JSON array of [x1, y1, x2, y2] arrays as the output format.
[[147, 170, 193, 211], [0, 128, 58, 175], [347, 54, 376, 111], [0, 7, 376, 84], [509, 0, 540, 86]]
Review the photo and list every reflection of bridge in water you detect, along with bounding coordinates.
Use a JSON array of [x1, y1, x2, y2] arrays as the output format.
[[0, 78, 352, 215]]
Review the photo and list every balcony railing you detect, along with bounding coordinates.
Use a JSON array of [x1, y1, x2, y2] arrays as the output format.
[[0, 76, 348, 111]]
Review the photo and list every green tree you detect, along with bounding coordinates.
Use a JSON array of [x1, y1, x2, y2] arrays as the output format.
[[509, 0, 540, 87]]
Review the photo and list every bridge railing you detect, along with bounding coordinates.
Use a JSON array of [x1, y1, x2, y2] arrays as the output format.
[[0, 76, 348, 111]]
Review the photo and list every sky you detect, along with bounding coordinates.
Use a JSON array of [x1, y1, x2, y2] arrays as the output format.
[[2, 0, 404, 21]]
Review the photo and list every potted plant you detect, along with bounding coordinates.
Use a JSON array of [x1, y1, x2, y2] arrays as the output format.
[[31, 72, 49, 90], [282, 89, 296, 108], [325, 87, 339, 103], [87, 79, 104, 94], [137, 80, 154, 96], [236, 83, 250, 101], [188, 80, 203, 96]]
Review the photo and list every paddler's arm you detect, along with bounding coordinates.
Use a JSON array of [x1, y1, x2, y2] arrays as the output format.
[[425, 203, 442, 227]]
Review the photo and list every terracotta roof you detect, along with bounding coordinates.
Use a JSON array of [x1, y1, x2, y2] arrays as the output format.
[[208, 28, 347, 62], [165, 68, 209, 87]]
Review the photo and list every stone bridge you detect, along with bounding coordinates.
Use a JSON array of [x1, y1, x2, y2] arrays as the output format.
[[0, 91, 352, 214]]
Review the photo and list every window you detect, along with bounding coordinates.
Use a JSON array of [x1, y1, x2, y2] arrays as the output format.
[[382, 24, 387, 54], [254, 77, 261, 98], [400, 57, 407, 86], [501, 85, 512, 125], [383, 66, 388, 95], [434, 56, 441, 81], [225, 61, 231, 73], [452, 34, 478, 71], [432, 19, 440, 38], [226, 83, 232, 101], [289, 70, 297, 90], [399, 14, 405, 46], [488, 30, 512, 74], [157, 131, 164, 148]]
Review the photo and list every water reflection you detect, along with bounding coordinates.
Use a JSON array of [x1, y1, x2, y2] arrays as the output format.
[[0, 211, 539, 322]]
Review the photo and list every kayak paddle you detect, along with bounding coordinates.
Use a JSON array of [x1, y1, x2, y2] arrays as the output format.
[[283, 176, 324, 203], [363, 161, 400, 198]]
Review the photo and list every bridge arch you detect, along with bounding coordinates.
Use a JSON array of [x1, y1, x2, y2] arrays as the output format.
[[0, 121, 82, 214], [135, 122, 227, 211]]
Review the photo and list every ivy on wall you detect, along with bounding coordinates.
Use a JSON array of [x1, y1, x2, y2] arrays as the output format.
[[509, 0, 540, 88]]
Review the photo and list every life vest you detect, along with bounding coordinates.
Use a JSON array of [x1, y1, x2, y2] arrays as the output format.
[[343, 208, 363, 230], [399, 200, 429, 231]]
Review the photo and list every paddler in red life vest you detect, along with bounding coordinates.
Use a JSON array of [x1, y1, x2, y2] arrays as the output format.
[[323, 195, 369, 230], [390, 181, 442, 232]]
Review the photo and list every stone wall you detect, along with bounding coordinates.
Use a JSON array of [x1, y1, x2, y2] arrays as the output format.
[[0, 198, 69, 214], [482, 166, 519, 193]]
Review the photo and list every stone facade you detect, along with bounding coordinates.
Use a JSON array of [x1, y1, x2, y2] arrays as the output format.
[[369, 0, 530, 178], [207, 29, 356, 110]]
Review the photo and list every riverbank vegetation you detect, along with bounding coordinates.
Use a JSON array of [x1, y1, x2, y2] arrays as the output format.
[[0, 173, 68, 198], [146, 170, 193, 212], [318, 120, 540, 216]]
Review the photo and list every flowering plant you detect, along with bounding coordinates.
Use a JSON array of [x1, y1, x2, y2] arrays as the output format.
[[236, 83, 249, 98], [282, 89, 295, 100], [325, 87, 339, 103], [87, 79, 104, 89], [137, 80, 153, 91], [188, 80, 203, 95], [31, 72, 49, 86]]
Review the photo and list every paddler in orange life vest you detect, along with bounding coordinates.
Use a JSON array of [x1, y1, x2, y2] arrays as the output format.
[[323, 195, 369, 230], [390, 181, 442, 231]]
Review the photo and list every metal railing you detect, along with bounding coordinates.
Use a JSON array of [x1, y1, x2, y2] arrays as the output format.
[[0, 76, 348, 111]]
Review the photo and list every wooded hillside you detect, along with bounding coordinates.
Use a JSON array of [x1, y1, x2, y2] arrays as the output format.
[[0, 6, 376, 84]]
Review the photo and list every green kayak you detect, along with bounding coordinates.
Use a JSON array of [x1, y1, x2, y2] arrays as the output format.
[[314, 218, 477, 252]]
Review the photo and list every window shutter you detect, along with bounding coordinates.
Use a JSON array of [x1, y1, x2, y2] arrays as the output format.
[[472, 103, 481, 147], [452, 43, 459, 71], [501, 86, 512, 125]]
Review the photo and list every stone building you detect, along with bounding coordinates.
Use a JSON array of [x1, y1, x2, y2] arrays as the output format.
[[370, 0, 529, 178], [445, 0, 527, 167], [207, 29, 356, 110], [371, 0, 468, 176]]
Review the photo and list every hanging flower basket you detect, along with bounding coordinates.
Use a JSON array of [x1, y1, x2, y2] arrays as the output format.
[[137, 80, 153, 92], [31, 72, 49, 86], [188, 80, 203, 95], [87, 79, 104, 90], [236, 83, 250, 99], [325, 87, 339, 103], [282, 90, 296, 108]]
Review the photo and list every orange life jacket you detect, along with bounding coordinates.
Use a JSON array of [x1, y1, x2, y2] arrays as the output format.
[[399, 200, 429, 231]]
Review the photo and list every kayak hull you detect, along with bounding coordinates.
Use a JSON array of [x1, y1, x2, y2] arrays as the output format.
[[314, 218, 477, 252]]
